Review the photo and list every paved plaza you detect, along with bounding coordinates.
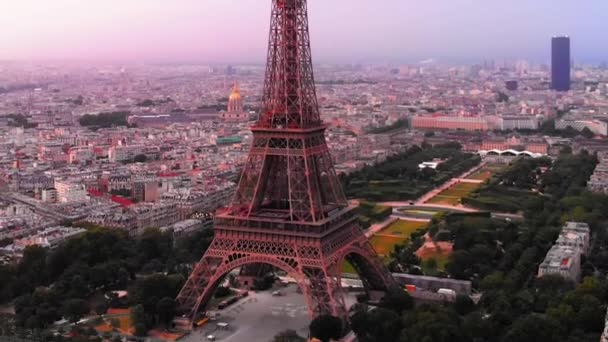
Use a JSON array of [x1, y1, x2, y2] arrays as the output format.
[[182, 285, 357, 342]]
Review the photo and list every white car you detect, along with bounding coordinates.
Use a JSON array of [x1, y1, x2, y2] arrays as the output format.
[[206, 335, 216, 341]]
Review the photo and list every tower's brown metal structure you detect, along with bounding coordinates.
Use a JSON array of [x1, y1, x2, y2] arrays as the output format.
[[176, 0, 396, 322]]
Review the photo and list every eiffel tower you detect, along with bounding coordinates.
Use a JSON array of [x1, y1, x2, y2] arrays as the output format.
[[176, 0, 396, 323]]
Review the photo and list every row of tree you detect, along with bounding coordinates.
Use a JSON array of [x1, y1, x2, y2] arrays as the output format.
[[340, 143, 480, 201], [2, 227, 213, 332], [78, 112, 130, 128]]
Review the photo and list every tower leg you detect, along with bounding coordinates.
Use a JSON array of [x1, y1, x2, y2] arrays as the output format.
[[347, 239, 398, 292], [303, 266, 347, 321], [175, 253, 225, 322]]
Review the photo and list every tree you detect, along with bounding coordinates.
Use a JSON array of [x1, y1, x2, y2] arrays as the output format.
[[581, 127, 595, 139], [156, 297, 175, 327], [378, 287, 413, 314], [273, 330, 306, 342], [62, 299, 90, 323], [214, 286, 231, 298], [502, 314, 559, 342], [79, 112, 130, 128], [130, 304, 147, 336], [351, 308, 402, 342], [497, 91, 509, 103], [252, 274, 275, 291], [94, 302, 108, 316], [454, 295, 475, 316], [18, 245, 49, 289], [133, 154, 147, 163], [137, 99, 156, 107], [309, 315, 343, 342], [401, 305, 466, 342]]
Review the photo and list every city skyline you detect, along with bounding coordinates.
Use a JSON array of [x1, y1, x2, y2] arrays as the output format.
[[2, 0, 607, 64]]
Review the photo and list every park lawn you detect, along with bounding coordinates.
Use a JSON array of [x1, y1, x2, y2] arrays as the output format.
[[383, 219, 428, 237], [343, 219, 429, 272], [343, 261, 357, 274], [427, 182, 481, 205], [421, 253, 451, 276], [427, 194, 461, 205], [370, 234, 407, 256], [467, 170, 493, 181], [467, 164, 504, 181], [369, 219, 429, 256]]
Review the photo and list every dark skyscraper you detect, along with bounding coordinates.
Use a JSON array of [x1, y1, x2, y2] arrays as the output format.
[[551, 36, 571, 91]]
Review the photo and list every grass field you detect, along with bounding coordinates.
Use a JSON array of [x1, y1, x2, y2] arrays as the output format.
[[369, 234, 409, 256], [421, 253, 451, 275], [417, 239, 454, 275], [426, 182, 481, 205], [382, 219, 429, 237], [343, 261, 357, 274], [370, 219, 428, 256], [343, 219, 429, 273], [467, 164, 504, 181]]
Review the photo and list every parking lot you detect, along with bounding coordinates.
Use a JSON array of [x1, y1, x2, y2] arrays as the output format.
[[182, 285, 356, 342]]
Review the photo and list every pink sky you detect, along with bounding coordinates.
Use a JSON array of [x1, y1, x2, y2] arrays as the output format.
[[2, 0, 607, 63], [1, 0, 271, 62]]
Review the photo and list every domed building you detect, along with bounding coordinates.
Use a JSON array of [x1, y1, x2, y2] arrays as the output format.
[[221, 83, 248, 122]]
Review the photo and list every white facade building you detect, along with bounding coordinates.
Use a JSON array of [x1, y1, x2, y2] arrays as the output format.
[[538, 245, 581, 282], [54, 179, 88, 203]]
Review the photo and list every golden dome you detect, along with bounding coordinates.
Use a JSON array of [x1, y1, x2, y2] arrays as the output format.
[[229, 83, 241, 101]]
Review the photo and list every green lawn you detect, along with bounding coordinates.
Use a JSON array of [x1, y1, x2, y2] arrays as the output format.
[[427, 182, 481, 205], [343, 261, 357, 274], [369, 234, 408, 256], [421, 253, 451, 275], [467, 164, 504, 181], [343, 219, 429, 273], [369, 220, 428, 256], [382, 219, 429, 236]]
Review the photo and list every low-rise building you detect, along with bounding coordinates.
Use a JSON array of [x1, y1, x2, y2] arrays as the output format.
[[160, 218, 213, 239], [538, 245, 581, 282], [499, 115, 542, 131], [86, 211, 138, 236], [108, 144, 145, 163], [537, 221, 590, 282], [555, 118, 608, 136], [131, 201, 179, 235], [412, 115, 490, 131], [41, 188, 58, 203], [0, 226, 86, 261], [588, 152, 608, 194], [55, 179, 89, 203], [556, 221, 591, 255]]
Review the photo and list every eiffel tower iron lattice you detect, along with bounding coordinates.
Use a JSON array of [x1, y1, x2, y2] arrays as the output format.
[[176, 0, 397, 323]]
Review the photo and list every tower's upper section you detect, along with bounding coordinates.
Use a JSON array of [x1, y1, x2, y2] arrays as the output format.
[[255, 0, 322, 130]]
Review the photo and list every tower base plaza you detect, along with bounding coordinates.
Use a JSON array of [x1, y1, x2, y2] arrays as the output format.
[[181, 284, 358, 342]]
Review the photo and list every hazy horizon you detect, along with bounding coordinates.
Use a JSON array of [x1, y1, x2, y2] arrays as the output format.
[[2, 0, 607, 65]]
